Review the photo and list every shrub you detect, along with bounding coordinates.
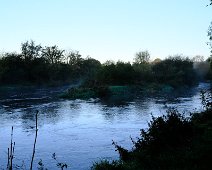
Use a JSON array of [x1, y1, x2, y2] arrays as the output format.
[[93, 106, 212, 170]]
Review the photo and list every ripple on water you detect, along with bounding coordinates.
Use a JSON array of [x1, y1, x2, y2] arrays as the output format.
[[0, 83, 210, 170]]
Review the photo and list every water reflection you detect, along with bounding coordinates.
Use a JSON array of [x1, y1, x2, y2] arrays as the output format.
[[0, 83, 211, 170]]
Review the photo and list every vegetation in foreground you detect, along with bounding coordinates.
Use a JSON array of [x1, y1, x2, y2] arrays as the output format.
[[91, 92, 212, 170], [3, 91, 212, 170]]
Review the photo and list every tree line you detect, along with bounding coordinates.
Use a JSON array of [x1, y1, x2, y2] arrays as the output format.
[[0, 40, 211, 87], [0, 40, 101, 85]]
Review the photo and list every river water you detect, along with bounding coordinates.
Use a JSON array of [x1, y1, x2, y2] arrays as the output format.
[[0, 83, 210, 170]]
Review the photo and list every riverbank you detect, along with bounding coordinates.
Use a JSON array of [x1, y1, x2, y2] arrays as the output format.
[[0, 84, 73, 104], [59, 83, 193, 100], [91, 93, 212, 170], [0, 83, 210, 169]]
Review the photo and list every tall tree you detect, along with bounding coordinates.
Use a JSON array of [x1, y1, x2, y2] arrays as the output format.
[[21, 40, 42, 61], [192, 55, 205, 62], [134, 50, 150, 64], [207, 1, 212, 55], [66, 51, 83, 66], [208, 22, 212, 56], [42, 45, 64, 64]]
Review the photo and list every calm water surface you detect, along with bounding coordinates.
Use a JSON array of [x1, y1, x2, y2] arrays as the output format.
[[0, 83, 210, 170]]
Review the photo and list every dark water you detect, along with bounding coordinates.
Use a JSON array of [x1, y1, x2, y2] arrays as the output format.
[[0, 83, 210, 170]]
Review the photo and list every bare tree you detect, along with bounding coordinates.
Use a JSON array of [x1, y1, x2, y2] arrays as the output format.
[[134, 50, 150, 64], [42, 46, 64, 64], [21, 40, 42, 61], [208, 22, 212, 56], [192, 55, 205, 63], [66, 51, 83, 66]]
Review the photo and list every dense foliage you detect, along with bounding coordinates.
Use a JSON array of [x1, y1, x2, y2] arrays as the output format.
[[0, 40, 211, 88], [152, 56, 196, 87], [94, 55, 198, 87], [92, 92, 212, 170], [0, 41, 100, 85]]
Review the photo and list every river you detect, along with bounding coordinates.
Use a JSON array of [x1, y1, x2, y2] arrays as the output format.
[[0, 83, 210, 170]]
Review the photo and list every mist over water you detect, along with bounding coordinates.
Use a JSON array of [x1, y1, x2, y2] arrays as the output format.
[[0, 83, 210, 170]]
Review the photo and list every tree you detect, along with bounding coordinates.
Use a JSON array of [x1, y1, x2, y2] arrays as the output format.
[[152, 58, 162, 64], [115, 61, 135, 84], [42, 45, 64, 64], [66, 51, 83, 66], [207, 0, 212, 6], [103, 60, 115, 66], [208, 22, 212, 56], [0, 53, 26, 83], [81, 57, 101, 81], [192, 55, 204, 62], [82, 57, 101, 74], [152, 55, 196, 87], [134, 50, 150, 64], [21, 40, 42, 61], [207, 0, 212, 54]]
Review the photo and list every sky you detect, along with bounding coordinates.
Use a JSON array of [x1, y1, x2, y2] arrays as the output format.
[[0, 0, 211, 63]]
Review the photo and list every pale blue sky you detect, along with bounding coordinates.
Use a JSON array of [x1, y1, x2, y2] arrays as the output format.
[[0, 0, 211, 62]]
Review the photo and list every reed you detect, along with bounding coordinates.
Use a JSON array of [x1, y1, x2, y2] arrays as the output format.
[[7, 126, 15, 170], [30, 110, 38, 170]]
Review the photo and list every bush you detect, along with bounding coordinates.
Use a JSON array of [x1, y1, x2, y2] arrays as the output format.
[[152, 55, 197, 87], [92, 106, 212, 170]]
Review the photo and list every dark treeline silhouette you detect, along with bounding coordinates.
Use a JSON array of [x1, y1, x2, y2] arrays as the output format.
[[0, 40, 101, 86], [208, 22, 212, 60], [95, 55, 197, 88], [0, 40, 211, 87]]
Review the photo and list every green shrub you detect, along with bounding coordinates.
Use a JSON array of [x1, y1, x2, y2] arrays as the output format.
[[92, 106, 212, 170]]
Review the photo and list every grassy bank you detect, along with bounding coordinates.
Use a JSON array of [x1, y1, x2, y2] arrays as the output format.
[[59, 85, 135, 100], [59, 83, 183, 100]]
